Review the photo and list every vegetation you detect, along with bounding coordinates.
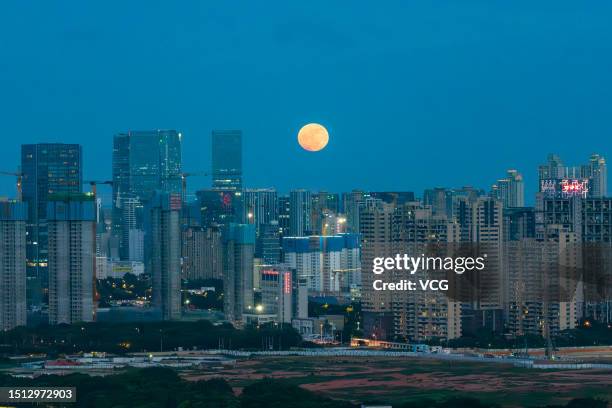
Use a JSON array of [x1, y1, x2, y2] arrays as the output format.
[[308, 301, 363, 340], [446, 320, 612, 349], [182, 278, 224, 311], [0, 320, 301, 356], [97, 276, 224, 311], [97, 273, 150, 307], [0, 368, 606, 407]]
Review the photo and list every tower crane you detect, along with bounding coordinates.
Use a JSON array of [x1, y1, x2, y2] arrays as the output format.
[[84, 180, 113, 197], [83, 180, 113, 320], [0, 171, 23, 200], [181, 172, 209, 203]]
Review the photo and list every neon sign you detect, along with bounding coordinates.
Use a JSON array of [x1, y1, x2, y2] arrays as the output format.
[[283, 272, 292, 294], [541, 179, 589, 198], [560, 179, 588, 197], [541, 180, 556, 194]]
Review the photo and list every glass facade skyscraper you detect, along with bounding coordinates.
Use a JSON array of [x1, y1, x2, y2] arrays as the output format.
[[21, 143, 83, 285], [112, 130, 182, 259], [212, 130, 242, 191]]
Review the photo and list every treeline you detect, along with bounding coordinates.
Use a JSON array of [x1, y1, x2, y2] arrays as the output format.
[[0, 368, 353, 408], [0, 320, 301, 356], [395, 398, 608, 408], [445, 320, 612, 349], [0, 368, 606, 408]]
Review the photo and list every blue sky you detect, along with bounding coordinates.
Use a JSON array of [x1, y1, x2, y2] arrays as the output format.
[[1, 1, 611, 203]]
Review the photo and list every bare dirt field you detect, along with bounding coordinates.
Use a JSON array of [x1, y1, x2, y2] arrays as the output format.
[[182, 356, 612, 407]]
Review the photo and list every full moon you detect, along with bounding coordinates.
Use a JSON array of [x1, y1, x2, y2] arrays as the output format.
[[297, 123, 329, 152]]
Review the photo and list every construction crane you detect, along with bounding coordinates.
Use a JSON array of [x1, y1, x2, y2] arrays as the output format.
[[179, 172, 209, 228], [0, 171, 23, 200], [181, 172, 208, 203], [84, 180, 113, 197], [82, 180, 113, 321]]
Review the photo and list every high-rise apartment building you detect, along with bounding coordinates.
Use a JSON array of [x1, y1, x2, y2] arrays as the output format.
[[360, 198, 463, 341], [454, 196, 504, 330], [583, 154, 607, 198], [503, 207, 536, 242], [282, 234, 361, 293], [391, 202, 462, 342], [181, 226, 223, 280], [359, 198, 396, 328], [255, 221, 281, 264], [260, 265, 308, 323], [278, 196, 291, 236], [223, 223, 255, 322], [47, 193, 95, 325], [493, 169, 525, 208], [341, 190, 366, 234], [0, 201, 27, 330], [242, 188, 278, 232], [311, 192, 340, 235], [112, 130, 182, 259], [289, 190, 312, 237], [146, 191, 182, 320], [21, 143, 83, 285], [538, 153, 607, 199], [505, 226, 582, 337], [212, 130, 242, 191], [423, 187, 454, 219]]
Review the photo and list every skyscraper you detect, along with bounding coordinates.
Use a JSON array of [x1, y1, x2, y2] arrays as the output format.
[[503, 207, 535, 242], [311, 191, 340, 235], [454, 195, 504, 319], [583, 154, 607, 198], [181, 226, 223, 280], [0, 200, 27, 330], [282, 234, 361, 292], [359, 198, 396, 321], [360, 197, 462, 341], [423, 187, 454, 219], [242, 188, 278, 232], [112, 130, 182, 259], [21, 143, 83, 285], [47, 193, 95, 325], [341, 190, 366, 234], [278, 195, 291, 236], [196, 189, 239, 227], [538, 153, 607, 199], [223, 223, 255, 322], [212, 130, 242, 191], [504, 229, 582, 338], [289, 189, 312, 237], [260, 265, 308, 323], [493, 169, 525, 208], [255, 221, 281, 264], [146, 191, 182, 320]]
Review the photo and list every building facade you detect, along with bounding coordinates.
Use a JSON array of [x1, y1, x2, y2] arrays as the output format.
[[212, 130, 242, 191], [21, 143, 82, 288], [222, 223, 255, 322], [47, 193, 95, 325], [0, 201, 27, 330], [146, 191, 182, 320], [112, 130, 182, 260]]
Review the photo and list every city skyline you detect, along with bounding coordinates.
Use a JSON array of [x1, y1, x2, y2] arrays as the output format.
[[0, 132, 608, 206], [2, 4, 612, 407], [2, 2, 612, 200]]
